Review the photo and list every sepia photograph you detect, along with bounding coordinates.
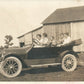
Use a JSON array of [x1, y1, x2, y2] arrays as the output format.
[[0, 0, 84, 82]]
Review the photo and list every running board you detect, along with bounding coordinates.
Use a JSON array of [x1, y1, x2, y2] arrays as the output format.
[[30, 63, 61, 68]]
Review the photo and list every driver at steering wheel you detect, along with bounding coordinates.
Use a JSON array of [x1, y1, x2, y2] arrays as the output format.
[[33, 34, 43, 47]]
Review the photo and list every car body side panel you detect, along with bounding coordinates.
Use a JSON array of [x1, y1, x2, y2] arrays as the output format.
[[27, 47, 60, 59], [23, 47, 66, 66], [2, 43, 75, 67], [24, 58, 61, 66]]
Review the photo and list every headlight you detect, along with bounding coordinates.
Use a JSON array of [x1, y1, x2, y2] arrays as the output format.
[[0, 54, 4, 62]]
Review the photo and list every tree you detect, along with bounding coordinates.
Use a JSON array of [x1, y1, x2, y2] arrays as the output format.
[[4, 35, 13, 48]]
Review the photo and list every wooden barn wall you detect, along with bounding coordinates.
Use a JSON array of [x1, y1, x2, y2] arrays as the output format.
[[18, 23, 71, 46], [71, 21, 84, 51], [43, 23, 71, 41], [19, 36, 25, 43], [18, 28, 43, 46], [32, 28, 44, 39], [24, 33, 32, 45]]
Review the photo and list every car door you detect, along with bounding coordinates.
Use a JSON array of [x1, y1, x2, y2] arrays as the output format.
[[24, 47, 61, 66]]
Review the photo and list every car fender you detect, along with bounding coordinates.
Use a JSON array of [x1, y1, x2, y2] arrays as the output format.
[[2, 53, 27, 68], [59, 50, 79, 62], [60, 50, 71, 57]]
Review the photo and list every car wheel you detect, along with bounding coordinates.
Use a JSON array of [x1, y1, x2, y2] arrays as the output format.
[[0, 56, 22, 78], [62, 54, 77, 72]]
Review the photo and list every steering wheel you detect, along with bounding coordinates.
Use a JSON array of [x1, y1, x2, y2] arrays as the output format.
[[33, 39, 40, 45]]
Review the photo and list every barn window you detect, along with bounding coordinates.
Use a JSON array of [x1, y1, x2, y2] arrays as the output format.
[[20, 42, 25, 47]]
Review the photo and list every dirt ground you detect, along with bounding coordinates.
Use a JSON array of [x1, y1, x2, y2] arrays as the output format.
[[0, 53, 84, 81], [0, 66, 84, 81]]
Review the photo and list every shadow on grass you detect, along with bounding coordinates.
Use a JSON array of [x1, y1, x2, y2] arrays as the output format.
[[20, 65, 63, 76]]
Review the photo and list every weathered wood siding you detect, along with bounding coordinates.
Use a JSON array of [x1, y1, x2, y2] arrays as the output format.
[[71, 21, 84, 51], [18, 28, 43, 46], [24, 33, 32, 45], [18, 21, 84, 51], [19, 36, 25, 43], [43, 23, 71, 40], [32, 28, 44, 39]]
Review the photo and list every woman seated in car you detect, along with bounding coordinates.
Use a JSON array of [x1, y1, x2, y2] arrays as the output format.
[[63, 33, 71, 45], [50, 36, 57, 47], [41, 33, 49, 46], [57, 33, 71, 47]]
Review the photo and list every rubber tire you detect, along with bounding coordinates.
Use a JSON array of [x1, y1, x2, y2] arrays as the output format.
[[0, 57, 22, 78], [62, 54, 77, 72]]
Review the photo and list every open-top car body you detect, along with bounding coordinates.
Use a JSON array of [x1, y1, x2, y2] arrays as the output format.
[[0, 39, 82, 78]]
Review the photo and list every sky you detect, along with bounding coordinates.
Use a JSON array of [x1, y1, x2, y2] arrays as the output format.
[[0, 0, 84, 46]]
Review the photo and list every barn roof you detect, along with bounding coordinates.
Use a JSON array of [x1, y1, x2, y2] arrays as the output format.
[[42, 6, 84, 24], [18, 26, 43, 38]]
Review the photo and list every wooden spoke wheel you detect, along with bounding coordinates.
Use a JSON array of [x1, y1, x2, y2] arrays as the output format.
[[0, 57, 22, 78], [62, 54, 77, 72]]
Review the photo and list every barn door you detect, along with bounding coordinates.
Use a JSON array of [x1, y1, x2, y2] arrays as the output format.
[[71, 22, 84, 51]]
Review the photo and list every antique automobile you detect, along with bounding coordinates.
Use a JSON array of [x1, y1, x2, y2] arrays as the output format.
[[0, 39, 82, 78]]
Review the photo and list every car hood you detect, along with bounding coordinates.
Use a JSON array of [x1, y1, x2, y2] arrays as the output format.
[[1, 46, 32, 56]]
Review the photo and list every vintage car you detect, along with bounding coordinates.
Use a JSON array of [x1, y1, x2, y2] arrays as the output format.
[[0, 39, 82, 78]]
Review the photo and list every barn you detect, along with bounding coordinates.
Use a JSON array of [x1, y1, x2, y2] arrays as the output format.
[[18, 6, 84, 51], [42, 6, 84, 51], [18, 26, 43, 47]]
